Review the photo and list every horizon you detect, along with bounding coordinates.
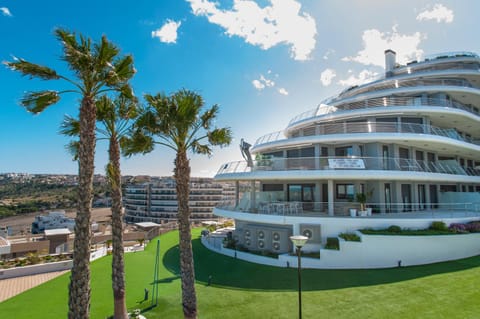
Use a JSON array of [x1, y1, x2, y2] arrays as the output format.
[[1, 1, 479, 177]]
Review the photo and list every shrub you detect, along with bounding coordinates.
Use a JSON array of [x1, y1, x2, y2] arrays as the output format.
[[466, 221, 480, 233], [449, 223, 468, 233], [430, 221, 448, 231], [387, 225, 402, 233], [325, 237, 339, 250], [339, 233, 361, 241]]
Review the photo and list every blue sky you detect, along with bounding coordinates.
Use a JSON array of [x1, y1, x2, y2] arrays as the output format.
[[1, 0, 479, 177]]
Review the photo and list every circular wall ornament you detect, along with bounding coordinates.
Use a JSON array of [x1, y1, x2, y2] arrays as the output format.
[[302, 229, 313, 239], [273, 232, 280, 241]]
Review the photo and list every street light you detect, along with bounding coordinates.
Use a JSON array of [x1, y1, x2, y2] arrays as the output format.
[[290, 235, 309, 319]]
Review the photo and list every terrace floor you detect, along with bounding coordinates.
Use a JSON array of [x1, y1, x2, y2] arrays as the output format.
[[0, 270, 68, 303]]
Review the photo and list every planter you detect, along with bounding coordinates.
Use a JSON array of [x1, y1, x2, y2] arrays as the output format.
[[349, 208, 357, 217], [367, 207, 372, 216]]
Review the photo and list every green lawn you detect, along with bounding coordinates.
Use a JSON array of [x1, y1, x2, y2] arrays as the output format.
[[1, 229, 480, 318]]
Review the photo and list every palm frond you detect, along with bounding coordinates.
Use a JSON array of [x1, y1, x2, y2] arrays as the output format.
[[94, 35, 119, 72], [4, 59, 60, 80], [21, 90, 60, 114], [200, 104, 219, 129], [110, 55, 135, 84], [65, 140, 79, 161], [208, 127, 233, 147], [59, 115, 80, 136], [121, 131, 155, 157], [191, 141, 212, 155]]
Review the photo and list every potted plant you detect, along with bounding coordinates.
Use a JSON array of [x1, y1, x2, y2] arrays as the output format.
[[255, 154, 273, 170], [355, 193, 367, 216]]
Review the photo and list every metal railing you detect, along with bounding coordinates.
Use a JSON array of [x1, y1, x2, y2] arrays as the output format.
[[335, 78, 474, 101], [288, 96, 479, 128], [216, 156, 480, 177], [254, 120, 480, 148], [215, 199, 480, 217]]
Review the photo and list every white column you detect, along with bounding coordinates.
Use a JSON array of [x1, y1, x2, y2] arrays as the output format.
[[250, 180, 256, 211], [292, 224, 301, 253], [235, 181, 240, 207], [328, 179, 334, 216]]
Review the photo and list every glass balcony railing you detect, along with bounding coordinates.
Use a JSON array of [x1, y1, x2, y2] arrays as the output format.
[[288, 96, 480, 129], [216, 156, 480, 177], [254, 120, 480, 148], [215, 199, 480, 217]]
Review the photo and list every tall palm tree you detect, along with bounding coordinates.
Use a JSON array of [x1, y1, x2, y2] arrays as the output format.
[[5, 29, 135, 319], [127, 89, 232, 319], [61, 95, 146, 319]]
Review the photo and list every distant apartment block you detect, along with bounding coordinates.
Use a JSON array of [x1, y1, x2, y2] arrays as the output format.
[[124, 177, 234, 223]]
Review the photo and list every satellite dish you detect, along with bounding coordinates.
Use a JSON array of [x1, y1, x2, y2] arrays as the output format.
[[240, 139, 254, 167]]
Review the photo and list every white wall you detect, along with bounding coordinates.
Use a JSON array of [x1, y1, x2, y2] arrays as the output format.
[[0, 260, 72, 280], [202, 231, 480, 269]]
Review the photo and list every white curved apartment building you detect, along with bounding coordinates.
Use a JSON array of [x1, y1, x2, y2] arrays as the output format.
[[212, 50, 480, 267]]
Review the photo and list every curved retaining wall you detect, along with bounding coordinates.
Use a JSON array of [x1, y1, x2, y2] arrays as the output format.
[[202, 232, 480, 269]]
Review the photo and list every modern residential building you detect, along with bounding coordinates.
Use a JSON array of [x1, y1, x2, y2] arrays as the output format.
[[124, 177, 233, 224], [211, 50, 480, 268], [31, 211, 75, 234]]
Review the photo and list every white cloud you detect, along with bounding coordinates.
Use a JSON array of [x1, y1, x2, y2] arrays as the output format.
[[338, 69, 379, 87], [1, 7, 12, 17], [342, 26, 425, 67], [252, 79, 265, 90], [186, 0, 317, 61], [320, 68, 336, 86], [416, 4, 454, 23], [151, 20, 181, 43], [260, 75, 275, 87], [252, 73, 287, 95]]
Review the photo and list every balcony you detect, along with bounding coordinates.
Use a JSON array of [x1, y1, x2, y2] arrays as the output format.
[[255, 120, 480, 149], [216, 199, 480, 218], [216, 156, 480, 177], [287, 97, 480, 130]]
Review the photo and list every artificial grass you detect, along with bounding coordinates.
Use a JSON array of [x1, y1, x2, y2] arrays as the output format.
[[1, 229, 480, 318]]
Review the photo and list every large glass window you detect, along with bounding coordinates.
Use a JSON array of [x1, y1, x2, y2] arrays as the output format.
[[335, 146, 353, 157], [336, 184, 355, 200]]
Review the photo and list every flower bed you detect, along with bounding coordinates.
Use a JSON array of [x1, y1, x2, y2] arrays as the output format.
[[360, 221, 480, 236]]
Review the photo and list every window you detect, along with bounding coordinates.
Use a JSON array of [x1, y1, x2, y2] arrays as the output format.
[[336, 184, 355, 199], [335, 146, 353, 157]]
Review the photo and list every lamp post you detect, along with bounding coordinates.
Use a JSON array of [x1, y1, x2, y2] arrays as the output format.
[[290, 235, 309, 319]]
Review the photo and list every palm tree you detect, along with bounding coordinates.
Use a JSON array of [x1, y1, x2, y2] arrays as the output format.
[[127, 89, 232, 318], [5, 29, 135, 319], [61, 95, 148, 319]]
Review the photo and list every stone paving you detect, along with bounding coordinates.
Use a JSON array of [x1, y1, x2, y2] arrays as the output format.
[[0, 270, 68, 303]]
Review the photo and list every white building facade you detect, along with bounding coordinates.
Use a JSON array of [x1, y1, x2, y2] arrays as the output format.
[[212, 51, 480, 267]]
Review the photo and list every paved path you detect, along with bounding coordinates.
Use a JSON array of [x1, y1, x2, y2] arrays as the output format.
[[0, 270, 68, 303]]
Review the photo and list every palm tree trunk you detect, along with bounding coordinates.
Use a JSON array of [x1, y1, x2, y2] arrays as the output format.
[[109, 135, 128, 319], [69, 96, 95, 319], [175, 149, 197, 319]]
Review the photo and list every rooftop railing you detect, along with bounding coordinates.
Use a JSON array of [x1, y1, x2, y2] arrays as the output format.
[[216, 156, 480, 177], [254, 119, 480, 148], [289, 91, 480, 129], [334, 78, 474, 101]]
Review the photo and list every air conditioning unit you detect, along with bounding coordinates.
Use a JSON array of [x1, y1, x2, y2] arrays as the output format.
[[272, 232, 281, 251], [258, 239, 265, 249], [244, 229, 251, 246]]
